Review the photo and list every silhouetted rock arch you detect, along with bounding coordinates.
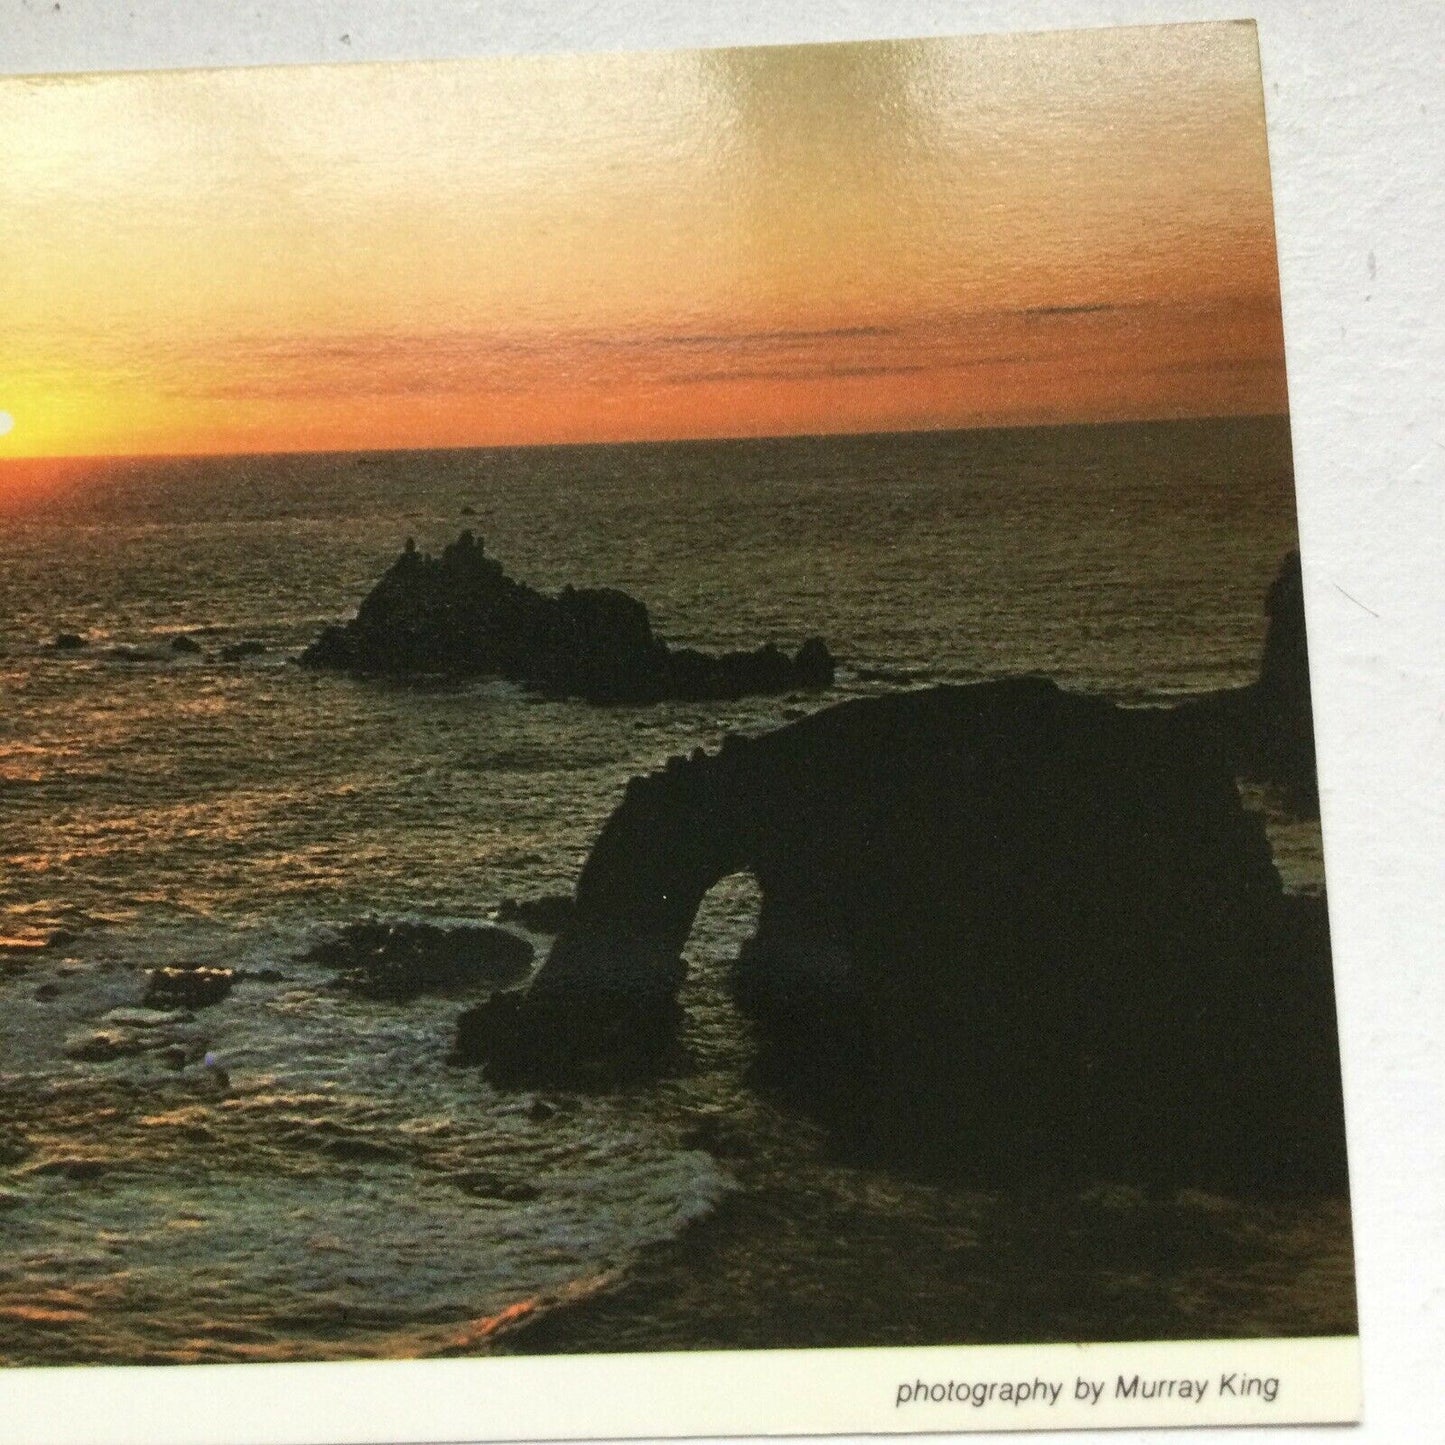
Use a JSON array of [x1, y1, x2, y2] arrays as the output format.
[[457, 672, 1345, 1191]]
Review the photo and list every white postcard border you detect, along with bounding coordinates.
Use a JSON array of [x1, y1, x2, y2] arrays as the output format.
[[0, 1336, 1360, 1445]]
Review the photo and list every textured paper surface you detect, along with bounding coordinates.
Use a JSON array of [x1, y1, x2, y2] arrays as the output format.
[[2, 2, 1433, 1445]]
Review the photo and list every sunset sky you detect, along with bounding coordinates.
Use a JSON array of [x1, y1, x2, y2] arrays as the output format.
[[0, 22, 1287, 461]]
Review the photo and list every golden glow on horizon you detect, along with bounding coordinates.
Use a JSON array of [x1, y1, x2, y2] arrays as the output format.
[[0, 23, 1287, 462]]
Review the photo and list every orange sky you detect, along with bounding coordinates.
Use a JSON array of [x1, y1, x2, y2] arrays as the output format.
[[0, 22, 1287, 462]]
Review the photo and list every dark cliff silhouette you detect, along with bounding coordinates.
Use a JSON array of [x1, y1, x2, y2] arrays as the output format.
[[1181, 549, 1320, 816], [456, 553, 1343, 1191], [301, 531, 835, 704]]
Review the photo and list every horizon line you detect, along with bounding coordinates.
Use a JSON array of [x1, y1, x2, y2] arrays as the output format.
[[0, 409, 1292, 469]]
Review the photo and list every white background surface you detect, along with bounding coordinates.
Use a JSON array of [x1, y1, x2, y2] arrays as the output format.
[[2, 2, 1441, 1442]]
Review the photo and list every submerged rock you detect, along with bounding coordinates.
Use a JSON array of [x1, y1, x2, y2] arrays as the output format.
[[63, 1006, 204, 1063], [63, 1031, 136, 1062], [50, 632, 87, 651], [169, 634, 203, 655], [143, 965, 235, 1010], [219, 639, 266, 662], [27, 1157, 109, 1182], [304, 919, 534, 1001], [450, 1169, 541, 1203], [459, 670, 1345, 1192], [300, 531, 835, 703], [319, 1134, 402, 1165]]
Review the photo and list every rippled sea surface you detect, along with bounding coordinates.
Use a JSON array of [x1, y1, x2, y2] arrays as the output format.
[[0, 419, 1353, 1364]]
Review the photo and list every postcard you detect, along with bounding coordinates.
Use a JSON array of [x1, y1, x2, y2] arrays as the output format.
[[0, 19, 1358, 1443]]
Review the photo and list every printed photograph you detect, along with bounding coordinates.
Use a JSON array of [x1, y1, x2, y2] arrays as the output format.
[[0, 22, 1355, 1370]]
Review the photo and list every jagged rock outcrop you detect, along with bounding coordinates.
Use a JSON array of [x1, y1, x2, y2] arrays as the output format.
[[144, 964, 235, 1010], [1181, 549, 1320, 815], [301, 531, 835, 704], [458, 671, 1344, 1191], [302, 919, 534, 1001]]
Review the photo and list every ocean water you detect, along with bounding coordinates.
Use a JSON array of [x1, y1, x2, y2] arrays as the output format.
[[0, 418, 1353, 1364]]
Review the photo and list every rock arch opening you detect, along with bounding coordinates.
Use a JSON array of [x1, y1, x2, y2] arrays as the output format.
[[676, 870, 765, 1076]]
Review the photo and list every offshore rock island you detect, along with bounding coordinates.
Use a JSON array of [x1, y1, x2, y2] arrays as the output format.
[[301, 530, 836, 703]]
